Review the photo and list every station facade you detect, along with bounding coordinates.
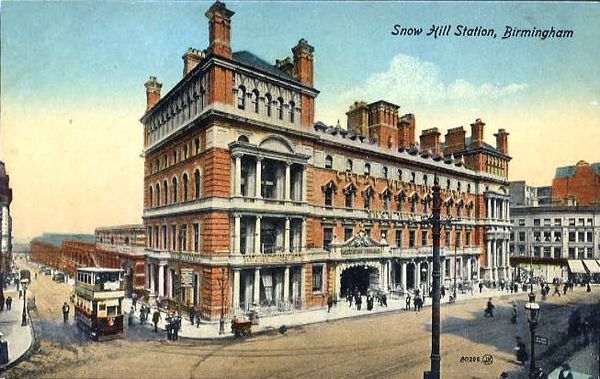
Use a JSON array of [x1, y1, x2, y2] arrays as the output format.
[[141, 1, 512, 320]]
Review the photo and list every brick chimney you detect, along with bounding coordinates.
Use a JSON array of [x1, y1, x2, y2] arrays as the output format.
[[419, 128, 441, 155], [182, 48, 206, 76], [144, 76, 162, 111], [206, 1, 234, 59], [444, 126, 466, 155], [494, 128, 509, 155], [470, 118, 485, 148], [367, 101, 399, 150], [292, 38, 314, 87], [275, 57, 295, 77], [346, 101, 369, 136], [398, 114, 416, 149]]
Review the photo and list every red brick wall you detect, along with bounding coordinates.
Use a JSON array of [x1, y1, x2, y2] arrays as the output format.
[[201, 213, 230, 255], [202, 148, 231, 198], [209, 66, 234, 105], [552, 163, 600, 205], [200, 266, 231, 320]]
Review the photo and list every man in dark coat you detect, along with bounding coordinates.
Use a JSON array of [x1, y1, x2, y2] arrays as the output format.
[[152, 310, 161, 333], [62, 302, 70, 322], [355, 292, 362, 311], [479, 282, 483, 293], [5, 296, 12, 310], [514, 336, 528, 365], [189, 306, 196, 325], [405, 294, 411, 311]]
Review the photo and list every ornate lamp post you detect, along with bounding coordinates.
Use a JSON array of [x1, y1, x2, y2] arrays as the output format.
[[524, 294, 540, 378], [21, 279, 30, 326]]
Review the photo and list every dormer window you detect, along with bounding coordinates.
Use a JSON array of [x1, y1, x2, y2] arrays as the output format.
[[289, 101, 295, 123], [346, 159, 353, 173], [364, 163, 371, 176], [325, 155, 333, 169]]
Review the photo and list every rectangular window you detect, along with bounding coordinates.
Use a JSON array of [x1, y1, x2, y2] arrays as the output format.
[[323, 227, 333, 251], [395, 229, 402, 247], [180, 224, 188, 251], [568, 247, 575, 258], [421, 230, 428, 246], [586, 218, 593, 226], [518, 245, 525, 256], [344, 228, 353, 242], [162, 225, 167, 249], [554, 247, 561, 258], [154, 226, 159, 248], [544, 231, 551, 242], [381, 229, 388, 242], [568, 218, 575, 226], [533, 246, 541, 257], [510, 232, 514, 242], [171, 225, 177, 250], [519, 232, 525, 242], [554, 218, 562, 226], [587, 247, 593, 259], [193, 223, 199, 252], [456, 231, 462, 248], [578, 218, 585, 226], [465, 231, 471, 246], [578, 232, 584, 243], [519, 219, 525, 226], [312, 265, 323, 292], [534, 231, 541, 241], [554, 231, 561, 242], [364, 228, 371, 237], [409, 230, 416, 247], [533, 219, 540, 226], [445, 231, 451, 247], [578, 247, 585, 259], [543, 219, 550, 226], [147, 227, 152, 248], [586, 231, 592, 242], [543, 246, 551, 257], [569, 231, 576, 242]]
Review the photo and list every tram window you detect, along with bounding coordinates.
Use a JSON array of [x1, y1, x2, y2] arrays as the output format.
[[107, 306, 117, 316], [99, 304, 106, 311]]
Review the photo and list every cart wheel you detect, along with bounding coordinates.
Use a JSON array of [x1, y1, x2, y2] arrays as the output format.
[[240, 329, 248, 337]]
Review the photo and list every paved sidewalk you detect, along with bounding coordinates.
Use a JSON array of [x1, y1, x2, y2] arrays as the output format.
[[124, 285, 522, 340], [0, 289, 34, 370]]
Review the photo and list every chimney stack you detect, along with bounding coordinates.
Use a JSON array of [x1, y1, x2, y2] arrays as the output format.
[[292, 38, 314, 86], [494, 128, 509, 155], [144, 76, 162, 111], [444, 126, 466, 155], [419, 128, 441, 155], [398, 114, 416, 150], [470, 118, 485, 148], [346, 101, 369, 136], [182, 48, 206, 76], [206, 1, 234, 59], [275, 57, 295, 77]]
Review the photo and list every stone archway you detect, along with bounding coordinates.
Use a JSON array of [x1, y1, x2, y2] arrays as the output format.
[[336, 262, 381, 298]]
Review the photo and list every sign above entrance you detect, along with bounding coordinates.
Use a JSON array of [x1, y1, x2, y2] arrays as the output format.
[[180, 269, 194, 287]]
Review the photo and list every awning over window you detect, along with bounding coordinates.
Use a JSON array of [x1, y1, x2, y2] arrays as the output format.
[[567, 260, 587, 274], [583, 260, 600, 274]]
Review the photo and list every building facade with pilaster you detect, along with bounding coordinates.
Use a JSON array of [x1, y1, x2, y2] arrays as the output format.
[[0, 161, 13, 285], [141, 1, 512, 320]]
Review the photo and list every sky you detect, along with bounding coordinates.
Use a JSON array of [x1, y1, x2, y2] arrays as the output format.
[[1, 1, 599, 240]]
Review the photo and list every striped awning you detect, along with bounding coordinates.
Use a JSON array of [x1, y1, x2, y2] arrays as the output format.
[[583, 260, 600, 274], [567, 260, 587, 274]]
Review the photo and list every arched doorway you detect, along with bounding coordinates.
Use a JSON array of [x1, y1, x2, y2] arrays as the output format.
[[340, 265, 379, 297]]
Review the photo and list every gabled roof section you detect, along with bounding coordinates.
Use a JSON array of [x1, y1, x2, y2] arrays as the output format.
[[232, 51, 300, 84]]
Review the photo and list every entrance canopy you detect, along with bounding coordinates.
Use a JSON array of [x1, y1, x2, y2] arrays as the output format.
[[583, 260, 600, 274], [567, 260, 587, 274]]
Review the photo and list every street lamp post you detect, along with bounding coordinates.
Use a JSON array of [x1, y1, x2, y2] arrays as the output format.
[[21, 281, 29, 326], [525, 293, 540, 379], [218, 267, 227, 335], [453, 235, 458, 300]]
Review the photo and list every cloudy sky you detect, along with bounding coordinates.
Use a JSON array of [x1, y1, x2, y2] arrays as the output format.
[[1, 1, 599, 240]]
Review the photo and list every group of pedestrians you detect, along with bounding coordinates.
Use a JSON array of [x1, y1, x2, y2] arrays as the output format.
[[0, 296, 13, 311], [403, 291, 424, 312], [165, 313, 182, 341]]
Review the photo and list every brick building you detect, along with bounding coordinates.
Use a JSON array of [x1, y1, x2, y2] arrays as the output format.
[[552, 160, 600, 206], [141, 1, 512, 320], [0, 161, 13, 290]]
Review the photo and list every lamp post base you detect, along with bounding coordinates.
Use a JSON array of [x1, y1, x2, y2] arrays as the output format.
[[21, 313, 27, 327]]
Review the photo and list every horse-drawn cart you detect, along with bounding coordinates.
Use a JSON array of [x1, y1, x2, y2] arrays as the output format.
[[231, 319, 252, 337]]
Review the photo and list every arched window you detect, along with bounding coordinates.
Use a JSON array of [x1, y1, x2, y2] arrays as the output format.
[[155, 159, 160, 172], [289, 100, 295, 123], [364, 187, 374, 209], [382, 166, 388, 179], [411, 196, 417, 213], [265, 93, 272, 117], [344, 184, 356, 208], [277, 97, 284, 120], [163, 155, 167, 168], [237, 135, 249, 143], [183, 174, 189, 201], [364, 163, 371, 176], [252, 89, 260, 113], [411, 172, 416, 183], [183, 144, 189, 160], [382, 189, 392, 211], [346, 159, 353, 173], [194, 169, 201, 199], [194, 138, 200, 154], [237, 86, 246, 110], [325, 155, 333, 169], [324, 187, 334, 206], [423, 174, 428, 187], [149, 186, 153, 207], [163, 180, 168, 205], [156, 183, 161, 206], [173, 150, 178, 164], [172, 177, 178, 203]]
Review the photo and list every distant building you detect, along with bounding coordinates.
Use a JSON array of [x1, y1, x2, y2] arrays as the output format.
[[30, 233, 95, 269], [509, 161, 600, 281], [0, 161, 12, 293]]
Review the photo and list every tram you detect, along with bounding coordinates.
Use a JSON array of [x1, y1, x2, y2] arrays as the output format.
[[74, 267, 125, 341]]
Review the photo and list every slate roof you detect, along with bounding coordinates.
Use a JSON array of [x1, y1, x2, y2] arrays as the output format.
[[232, 51, 301, 84]]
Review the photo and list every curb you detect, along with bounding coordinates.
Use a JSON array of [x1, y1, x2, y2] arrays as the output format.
[[1, 305, 39, 372]]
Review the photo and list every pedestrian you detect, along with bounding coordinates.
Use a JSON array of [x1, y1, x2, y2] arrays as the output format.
[[327, 295, 334, 313], [413, 295, 419, 313], [5, 296, 12, 311], [366, 294, 373, 311], [189, 306, 196, 325], [152, 309, 161, 333], [586, 282, 591, 292], [563, 283, 568, 295], [381, 292, 388, 307], [558, 363, 574, 379], [132, 293, 138, 311], [166, 317, 173, 340], [62, 302, 70, 322], [195, 309, 201, 328], [511, 304, 517, 324], [128, 306, 134, 326], [139, 306, 146, 325], [18, 290, 22, 299], [0, 332, 8, 366], [479, 282, 483, 293], [355, 292, 362, 311], [441, 286, 446, 298], [405, 294, 411, 311], [34, 272, 38, 280], [485, 298, 495, 318], [553, 285, 561, 297], [514, 336, 528, 365], [173, 315, 181, 340]]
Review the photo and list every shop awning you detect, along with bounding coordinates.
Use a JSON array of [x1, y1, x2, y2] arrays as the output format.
[[567, 260, 587, 274], [583, 260, 600, 274]]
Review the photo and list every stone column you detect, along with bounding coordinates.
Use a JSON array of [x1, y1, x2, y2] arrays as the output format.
[[506, 200, 510, 220], [415, 262, 421, 289], [254, 216, 262, 254], [158, 263, 165, 297], [167, 268, 173, 298], [492, 240, 497, 281], [234, 214, 241, 255], [300, 265, 307, 304], [381, 262, 387, 290], [283, 266, 290, 305], [253, 268, 261, 305], [401, 262, 407, 291], [255, 156, 263, 199], [233, 269, 240, 313], [284, 162, 291, 201], [234, 154, 242, 196], [301, 219, 307, 252], [322, 263, 328, 293], [487, 198, 491, 219], [466, 258, 472, 280], [149, 263, 155, 293], [284, 218, 290, 253]]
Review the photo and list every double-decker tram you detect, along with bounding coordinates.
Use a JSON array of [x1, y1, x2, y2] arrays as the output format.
[[74, 268, 125, 341]]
